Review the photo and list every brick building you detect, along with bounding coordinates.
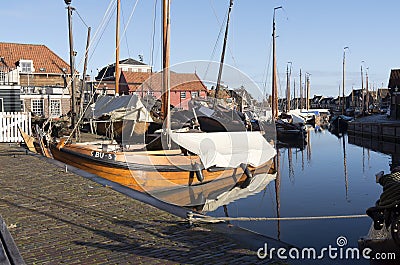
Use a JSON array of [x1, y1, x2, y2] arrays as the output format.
[[0, 42, 74, 117], [93, 58, 208, 110]]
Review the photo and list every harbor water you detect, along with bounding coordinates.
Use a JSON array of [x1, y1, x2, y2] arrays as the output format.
[[207, 127, 393, 255]]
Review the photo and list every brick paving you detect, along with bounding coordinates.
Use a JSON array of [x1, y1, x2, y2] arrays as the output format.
[[0, 143, 284, 265]]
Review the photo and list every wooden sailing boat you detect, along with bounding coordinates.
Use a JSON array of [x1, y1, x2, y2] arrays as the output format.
[[271, 7, 305, 142], [329, 47, 353, 134], [46, 0, 276, 206]]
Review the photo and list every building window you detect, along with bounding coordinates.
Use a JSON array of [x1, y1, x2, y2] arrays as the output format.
[[31, 99, 44, 115], [147, 90, 154, 96], [19, 60, 33, 73], [0, 98, 3, 112], [180, 91, 186, 99], [0, 70, 5, 84], [191, 91, 199, 98], [50, 99, 61, 117], [20, 100, 25, 112]]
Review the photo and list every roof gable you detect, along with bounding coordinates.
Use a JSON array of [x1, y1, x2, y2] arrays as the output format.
[[0, 42, 71, 74], [388, 69, 400, 89]]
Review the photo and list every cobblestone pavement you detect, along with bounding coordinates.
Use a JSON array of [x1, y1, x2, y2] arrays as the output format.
[[0, 143, 283, 265]]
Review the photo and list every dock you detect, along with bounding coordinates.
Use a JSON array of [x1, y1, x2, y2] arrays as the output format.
[[348, 114, 400, 142], [0, 143, 288, 264]]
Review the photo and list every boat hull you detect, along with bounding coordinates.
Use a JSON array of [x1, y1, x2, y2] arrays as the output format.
[[49, 142, 273, 205]]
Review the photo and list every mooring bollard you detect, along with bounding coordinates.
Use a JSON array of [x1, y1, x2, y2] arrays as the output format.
[[65, 164, 68, 173]]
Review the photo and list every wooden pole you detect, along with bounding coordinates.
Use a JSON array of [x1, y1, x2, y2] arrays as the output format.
[[366, 70, 369, 113], [79, 27, 91, 119], [299, 69, 302, 110], [272, 6, 282, 119], [162, 0, 171, 147], [286, 63, 291, 112], [215, 0, 233, 100], [342, 47, 348, 115], [115, 0, 120, 95], [66, 3, 76, 132]]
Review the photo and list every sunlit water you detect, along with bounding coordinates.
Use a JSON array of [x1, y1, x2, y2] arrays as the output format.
[[207, 128, 393, 256]]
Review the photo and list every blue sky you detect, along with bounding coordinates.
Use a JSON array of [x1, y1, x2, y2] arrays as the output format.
[[2, 0, 400, 100]]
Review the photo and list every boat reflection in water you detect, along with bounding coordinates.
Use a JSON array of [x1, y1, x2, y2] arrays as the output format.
[[151, 170, 277, 212]]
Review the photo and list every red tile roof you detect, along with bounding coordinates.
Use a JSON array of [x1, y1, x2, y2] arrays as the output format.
[[136, 71, 208, 93], [0, 42, 71, 74]]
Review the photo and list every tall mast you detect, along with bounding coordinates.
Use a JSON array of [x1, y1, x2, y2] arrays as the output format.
[[272, 6, 282, 119], [299, 69, 302, 110], [366, 69, 369, 114], [65, 0, 76, 132], [214, 0, 233, 100], [361, 63, 364, 115], [306, 73, 310, 110], [79, 27, 91, 121], [293, 78, 296, 109], [286, 62, 291, 112], [351, 86, 354, 108], [115, 0, 120, 95], [162, 0, 171, 146], [342, 47, 349, 115]]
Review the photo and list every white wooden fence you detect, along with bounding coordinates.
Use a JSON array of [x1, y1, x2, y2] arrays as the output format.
[[0, 112, 31, 142]]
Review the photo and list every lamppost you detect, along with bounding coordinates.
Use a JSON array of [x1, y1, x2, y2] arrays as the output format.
[[65, 0, 76, 131]]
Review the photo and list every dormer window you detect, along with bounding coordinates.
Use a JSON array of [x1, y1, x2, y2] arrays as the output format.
[[19, 60, 34, 73]]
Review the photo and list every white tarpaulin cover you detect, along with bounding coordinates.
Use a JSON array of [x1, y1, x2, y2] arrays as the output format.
[[170, 131, 276, 169], [85, 95, 153, 122]]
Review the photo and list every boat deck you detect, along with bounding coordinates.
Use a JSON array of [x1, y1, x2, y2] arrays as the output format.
[[0, 143, 289, 264]]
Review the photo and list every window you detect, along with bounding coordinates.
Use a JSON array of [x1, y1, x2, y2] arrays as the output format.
[[31, 99, 44, 115], [50, 99, 61, 117], [0, 98, 3, 112], [180, 91, 186, 99], [0, 70, 5, 84], [19, 60, 33, 73], [20, 100, 25, 112], [191, 91, 199, 98]]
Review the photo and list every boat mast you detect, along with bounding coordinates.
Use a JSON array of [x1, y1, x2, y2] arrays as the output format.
[[361, 62, 364, 115], [365, 69, 369, 114], [342, 47, 349, 115], [299, 69, 302, 110], [214, 0, 233, 100], [306, 73, 310, 110], [65, 0, 76, 132], [286, 62, 291, 112], [79, 27, 91, 120], [293, 78, 296, 109], [115, 0, 120, 95], [272, 6, 282, 119], [162, 0, 171, 147]]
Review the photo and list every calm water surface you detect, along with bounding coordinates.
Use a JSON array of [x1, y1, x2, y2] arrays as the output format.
[[208, 128, 393, 251]]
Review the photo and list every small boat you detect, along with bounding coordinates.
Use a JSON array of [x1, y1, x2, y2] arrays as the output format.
[[275, 118, 306, 141], [49, 131, 276, 205], [329, 114, 353, 133]]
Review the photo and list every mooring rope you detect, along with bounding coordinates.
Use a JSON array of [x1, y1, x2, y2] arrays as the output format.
[[186, 211, 368, 224]]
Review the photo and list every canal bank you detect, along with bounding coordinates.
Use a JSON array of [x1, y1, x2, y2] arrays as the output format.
[[0, 143, 291, 264], [348, 114, 400, 142]]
